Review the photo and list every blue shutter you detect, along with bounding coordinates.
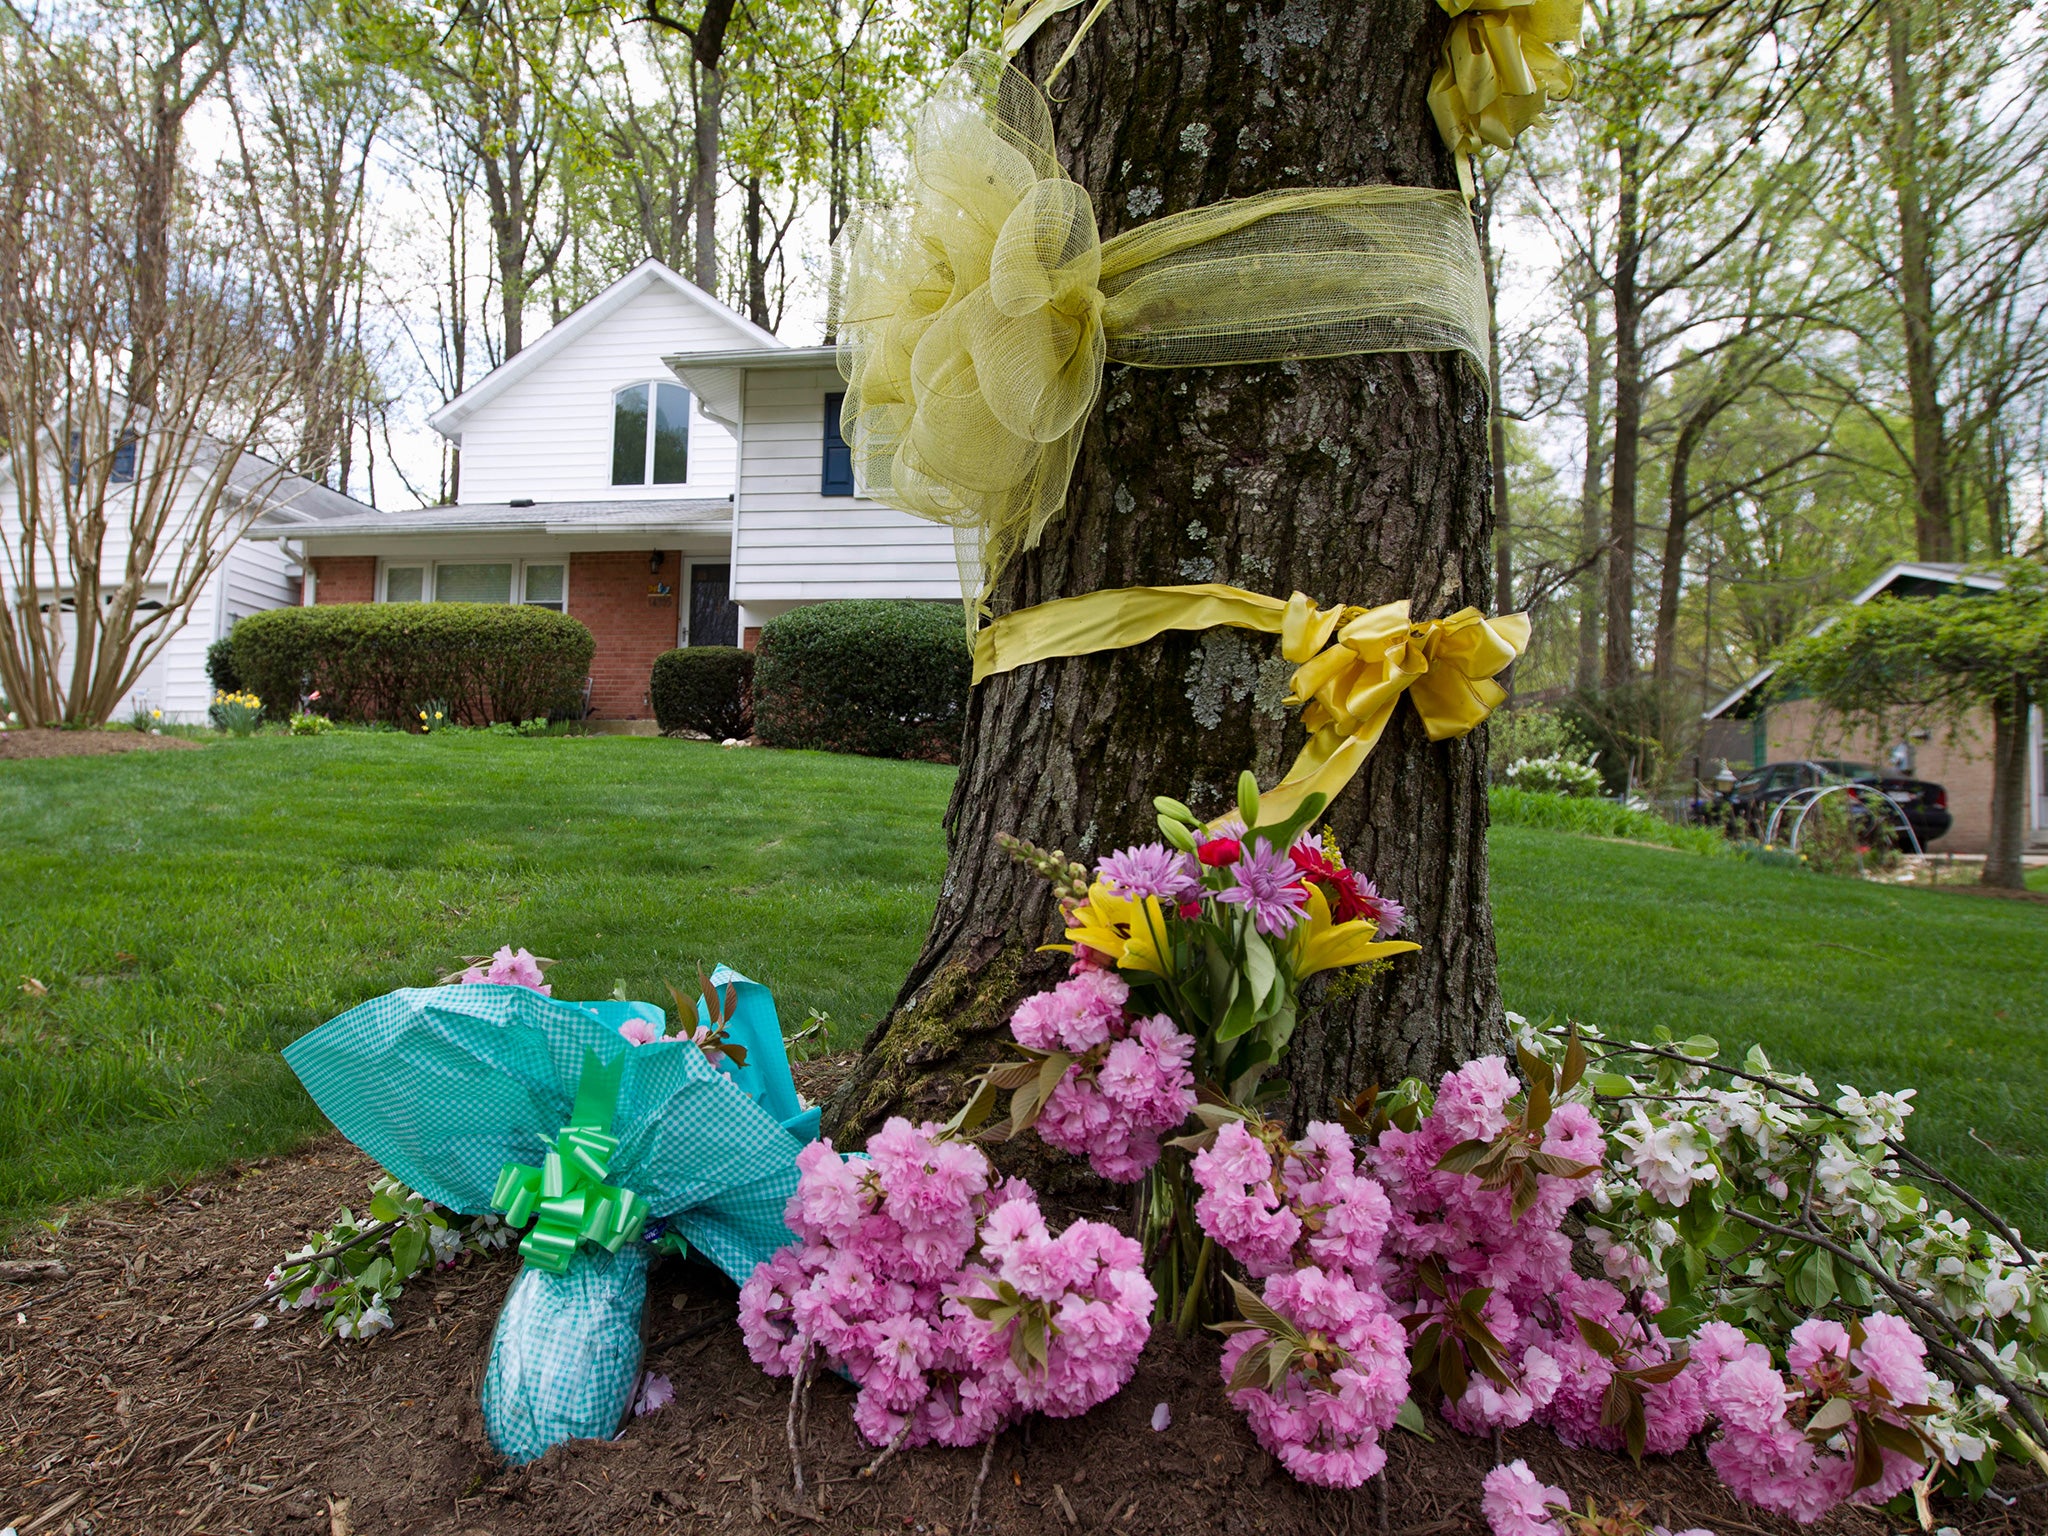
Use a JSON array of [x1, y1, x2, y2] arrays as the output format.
[[821, 391, 854, 496]]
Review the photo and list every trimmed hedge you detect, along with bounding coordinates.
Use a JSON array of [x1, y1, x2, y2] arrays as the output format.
[[231, 603, 594, 727], [753, 600, 970, 762], [651, 646, 755, 739], [205, 635, 240, 695]]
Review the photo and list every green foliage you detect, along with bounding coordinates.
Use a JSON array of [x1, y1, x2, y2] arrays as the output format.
[[1488, 785, 1728, 855], [210, 691, 265, 737], [231, 603, 594, 727], [289, 711, 335, 736], [753, 601, 970, 762], [1773, 566, 2048, 724], [205, 636, 241, 696], [651, 646, 755, 740], [1501, 754, 1604, 797], [1559, 679, 1708, 794], [1485, 705, 1592, 781]]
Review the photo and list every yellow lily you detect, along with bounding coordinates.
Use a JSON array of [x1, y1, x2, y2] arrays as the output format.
[[1292, 885, 1419, 979], [1047, 881, 1174, 977]]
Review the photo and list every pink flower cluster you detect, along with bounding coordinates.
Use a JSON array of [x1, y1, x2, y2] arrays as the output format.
[[738, 1118, 1152, 1450], [1691, 1315, 1932, 1522], [1010, 971, 1196, 1183], [458, 945, 550, 993], [1192, 1120, 1407, 1485], [1480, 1461, 1713, 1536], [1368, 1057, 1706, 1451]]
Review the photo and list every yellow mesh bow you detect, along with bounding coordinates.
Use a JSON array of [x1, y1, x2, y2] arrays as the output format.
[[970, 582, 1531, 824], [1428, 0, 1584, 198], [831, 50, 1492, 607]]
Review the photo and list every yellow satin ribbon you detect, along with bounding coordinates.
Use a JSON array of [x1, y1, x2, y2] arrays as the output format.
[[972, 583, 1530, 823], [1428, 0, 1583, 199]]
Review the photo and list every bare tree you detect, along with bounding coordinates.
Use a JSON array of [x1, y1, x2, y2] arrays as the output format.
[[0, 22, 297, 725]]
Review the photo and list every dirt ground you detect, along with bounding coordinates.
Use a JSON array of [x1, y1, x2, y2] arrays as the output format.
[[4, 1135, 2044, 1536], [0, 729, 202, 761]]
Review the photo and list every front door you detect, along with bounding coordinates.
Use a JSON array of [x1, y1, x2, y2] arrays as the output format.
[[689, 563, 738, 648]]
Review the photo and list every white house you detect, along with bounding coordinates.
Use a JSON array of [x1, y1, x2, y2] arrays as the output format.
[[0, 434, 371, 725], [251, 259, 958, 719]]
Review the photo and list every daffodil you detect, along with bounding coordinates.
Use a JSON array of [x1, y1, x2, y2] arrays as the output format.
[[1290, 885, 1418, 979], [1047, 881, 1174, 977]]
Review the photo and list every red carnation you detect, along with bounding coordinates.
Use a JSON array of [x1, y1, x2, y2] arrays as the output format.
[[1196, 837, 1242, 867]]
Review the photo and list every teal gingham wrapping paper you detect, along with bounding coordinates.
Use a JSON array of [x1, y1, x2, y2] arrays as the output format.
[[479, 1245, 649, 1464], [280, 976, 811, 1283]]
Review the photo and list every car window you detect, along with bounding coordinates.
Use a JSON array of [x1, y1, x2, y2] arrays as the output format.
[[1733, 772, 1764, 795], [1762, 766, 1798, 791], [1816, 759, 1879, 782]]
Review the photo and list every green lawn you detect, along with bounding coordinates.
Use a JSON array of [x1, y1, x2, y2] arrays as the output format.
[[3, 736, 2043, 1237]]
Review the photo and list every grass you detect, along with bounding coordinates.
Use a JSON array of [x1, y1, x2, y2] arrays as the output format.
[[1488, 785, 1728, 855], [3, 735, 2043, 1237], [0, 734, 952, 1227]]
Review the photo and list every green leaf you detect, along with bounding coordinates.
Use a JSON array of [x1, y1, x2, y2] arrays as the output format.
[[1393, 1398, 1434, 1441], [1591, 1072, 1634, 1097], [1216, 984, 1259, 1042], [1434, 1138, 1496, 1177], [1574, 1313, 1622, 1357], [389, 1225, 427, 1280], [1791, 1246, 1837, 1310], [1806, 1396, 1856, 1434], [1679, 1034, 1720, 1060], [367, 1191, 404, 1224], [1242, 929, 1278, 1008]]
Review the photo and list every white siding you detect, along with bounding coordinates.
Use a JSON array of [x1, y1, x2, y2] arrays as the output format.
[[732, 368, 962, 602], [456, 282, 745, 505]]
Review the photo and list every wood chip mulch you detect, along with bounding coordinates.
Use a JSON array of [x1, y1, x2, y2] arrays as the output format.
[[5, 1138, 2045, 1536], [0, 729, 202, 761]]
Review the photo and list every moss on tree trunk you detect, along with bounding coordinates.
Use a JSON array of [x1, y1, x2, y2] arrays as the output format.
[[826, 0, 1503, 1146]]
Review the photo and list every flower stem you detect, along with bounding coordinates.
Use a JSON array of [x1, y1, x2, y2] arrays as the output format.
[[1175, 1235, 1214, 1337]]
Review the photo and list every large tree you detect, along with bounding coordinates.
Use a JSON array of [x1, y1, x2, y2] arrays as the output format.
[[827, 0, 1505, 1146]]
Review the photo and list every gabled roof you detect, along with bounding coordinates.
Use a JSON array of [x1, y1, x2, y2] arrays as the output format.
[[663, 345, 838, 429], [428, 261, 784, 440], [1703, 561, 2010, 720]]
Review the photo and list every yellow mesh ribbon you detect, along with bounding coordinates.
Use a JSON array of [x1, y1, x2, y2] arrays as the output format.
[[970, 583, 1531, 824], [831, 50, 1491, 608], [1428, 0, 1583, 199]]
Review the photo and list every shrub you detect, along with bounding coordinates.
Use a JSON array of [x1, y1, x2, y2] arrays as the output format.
[[205, 635, 240, 695], [1485, 705, 1589, 781], [231, 604, 594, 727], [651, 646, 755, 740], [211, 690, 264, 737], [753, 601, 970, 762], [288, 711, 334, 736], [1487, 785, 1728, 855], [1502, 753, 1603, 796]]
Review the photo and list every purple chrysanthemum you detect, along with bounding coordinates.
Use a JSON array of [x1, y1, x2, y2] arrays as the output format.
[[1098, 842, 1202, 904], [1216, 838, 1309, 936]]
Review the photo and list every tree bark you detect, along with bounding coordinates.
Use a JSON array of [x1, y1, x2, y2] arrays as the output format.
[[1603, 137, 1643, 689], [826, 0, 1501, 1149], [1982, 685, 2031, 891], [693, 63, 722, 295], [1886, 0, 1953, 563]]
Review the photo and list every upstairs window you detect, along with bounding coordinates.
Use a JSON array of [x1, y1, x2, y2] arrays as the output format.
[[612, 381, 691, 486], [822, 391, 853, 496]]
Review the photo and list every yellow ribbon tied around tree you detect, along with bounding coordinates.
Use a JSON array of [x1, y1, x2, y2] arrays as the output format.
[[1428, 0, 1584, 199], [972, 583, 1531, 825], [831, 49, 1492, 607]]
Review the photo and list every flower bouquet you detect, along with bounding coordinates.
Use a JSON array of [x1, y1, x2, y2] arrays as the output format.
[[282, 958, 817, 1463], [971, 772, 1417, 1328]]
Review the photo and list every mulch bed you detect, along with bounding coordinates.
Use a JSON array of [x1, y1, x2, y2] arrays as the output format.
[[0, 729, 202, 761], [5, 1137, 2044, 1536]]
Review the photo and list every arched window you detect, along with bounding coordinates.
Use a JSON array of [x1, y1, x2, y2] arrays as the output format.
[[611, 381, 691, 486]]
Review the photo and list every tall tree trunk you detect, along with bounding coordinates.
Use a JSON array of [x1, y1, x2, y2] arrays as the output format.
[[826, 0, 1501, 1148], [1576, 294, 1606, 692], [1982, 685, 2031, 891], [1652, 397, 1719, 683], [1480, 179, 1512, 613], [693, 64, 722, 295], [744, 174, 770, 327], [1886, 0, 1952, 562], [1604, 137, 1643, 689]]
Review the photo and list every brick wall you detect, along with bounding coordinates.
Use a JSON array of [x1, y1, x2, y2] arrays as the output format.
[[569, 551, 683, 718], [1763, 697, 1994, 853], [310, 556, 376, 604]]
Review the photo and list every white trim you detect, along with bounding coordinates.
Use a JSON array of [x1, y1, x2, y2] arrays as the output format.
[[376, 555, 568, 610], [608, 379, 695, 490], [430, 261, 781, 440]]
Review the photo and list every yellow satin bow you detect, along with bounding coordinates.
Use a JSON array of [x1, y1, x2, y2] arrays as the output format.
[[1428, 0, 1584, 199], [972, 583, 1531, 824]]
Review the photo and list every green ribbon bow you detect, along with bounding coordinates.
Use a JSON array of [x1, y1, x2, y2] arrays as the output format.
[[491, 1048, 651, 1274]]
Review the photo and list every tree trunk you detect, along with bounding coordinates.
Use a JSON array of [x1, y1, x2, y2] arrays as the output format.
[[826, 0, 1501, 1149], [1652, 394, 1724, 684], [693, 64, 722, 295], [1982, 685, 2031, 891], [1604, 137, 1643, 689], [1576, 294, 1606, 692], [744, 174, 770, 327], [1886, 0, 1953, 563]]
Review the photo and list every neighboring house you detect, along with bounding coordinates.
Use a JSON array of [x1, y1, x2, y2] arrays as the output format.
[[252, 260, 958, 720], [0, 431, 372, 724], [1703, 561, 2047, 854]]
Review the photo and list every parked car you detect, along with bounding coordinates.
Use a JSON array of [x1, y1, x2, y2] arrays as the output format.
[[1715, 759, 1952, 848]]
